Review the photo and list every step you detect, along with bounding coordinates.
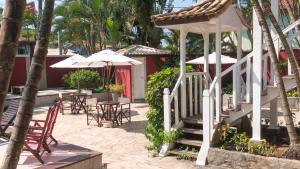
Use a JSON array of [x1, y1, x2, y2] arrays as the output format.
[[168, 149, 198, 159], [181, 118, 203, 125], [175, 138, 202, 147], [179, 128, 203, 135]]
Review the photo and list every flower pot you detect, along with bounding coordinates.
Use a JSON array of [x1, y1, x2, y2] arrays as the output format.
[[111, 92, 120, 102]]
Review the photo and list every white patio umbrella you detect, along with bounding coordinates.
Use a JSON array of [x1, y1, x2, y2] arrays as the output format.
[[50, 54, 103, 92], [73, 49, 142, 100], [50, 54, 103, 68], [186, 52, 237, 64], [74, 49, 142, 67]]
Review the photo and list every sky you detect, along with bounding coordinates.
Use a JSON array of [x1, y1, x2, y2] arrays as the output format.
[[0, 0, 195, 10]]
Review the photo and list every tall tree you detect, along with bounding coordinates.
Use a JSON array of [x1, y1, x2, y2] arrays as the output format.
[[0, 0, 26, 126], [1, 0, 55, 168], [252, 0, 298, 146]]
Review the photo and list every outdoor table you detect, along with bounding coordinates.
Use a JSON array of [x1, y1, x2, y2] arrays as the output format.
[[98, 101, 120, 127], [70, 93, 88, 114]]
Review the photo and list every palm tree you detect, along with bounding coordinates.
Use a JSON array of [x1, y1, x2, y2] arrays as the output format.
[[252, 0, 298, 146], [261, 1, 300, 99], [1, 0, 55, 168], [0, 0, 26, 126]]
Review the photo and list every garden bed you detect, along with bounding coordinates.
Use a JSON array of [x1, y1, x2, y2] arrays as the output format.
[[207, 148, 300, 169]]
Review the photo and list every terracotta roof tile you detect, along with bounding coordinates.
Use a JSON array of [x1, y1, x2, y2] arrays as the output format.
[[152, 0, 233, 26]]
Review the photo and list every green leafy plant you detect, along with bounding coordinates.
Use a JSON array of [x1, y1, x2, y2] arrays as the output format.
[[223, 83, 233, 94], [62, 70, 100, 90], [145, 122, 180, 152], [287, 88, 298, 97], [144, 66, 193, 152], [218, 124, 276, 156], [232, 132, 249, 152], [248, 140, 276, 157], [92, 87, 104, 93], [107, 84, 124, 93]]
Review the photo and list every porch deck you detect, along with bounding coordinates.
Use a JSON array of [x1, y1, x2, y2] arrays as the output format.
[[0, 138, 102, 169]]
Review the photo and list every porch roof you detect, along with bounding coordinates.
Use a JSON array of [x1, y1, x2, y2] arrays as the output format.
[[152, 0, 249, 33]]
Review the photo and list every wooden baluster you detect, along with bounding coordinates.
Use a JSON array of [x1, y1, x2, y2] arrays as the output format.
[[199, 75, 203, 114], [189, 76, 193, 117], [194, 75, 198, 115]]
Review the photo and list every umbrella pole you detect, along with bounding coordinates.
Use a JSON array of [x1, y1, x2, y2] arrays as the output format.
[[106, 63, 110, 102]]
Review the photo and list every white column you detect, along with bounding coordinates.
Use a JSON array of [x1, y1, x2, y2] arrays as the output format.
[[252, 3, 263, 141], [163, 88, 171, 132], [269, 0, 279, 129], [203, 33, 209, 73], [180, 28, 188, 118], [215, 19, 222, 122]]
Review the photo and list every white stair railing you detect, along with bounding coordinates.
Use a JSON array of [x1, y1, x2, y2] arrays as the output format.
[[197, 19, 300, 166], [160, 72, 210, 156]]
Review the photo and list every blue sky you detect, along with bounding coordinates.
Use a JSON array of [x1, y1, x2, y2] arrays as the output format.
[[0, 0, 195, 10]]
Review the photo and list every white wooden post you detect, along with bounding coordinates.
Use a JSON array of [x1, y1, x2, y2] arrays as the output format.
[[163, 88, 171, 132], [202, 89, 211, 145], [215, 19, 222, 123], [180, 28, 188, 118], [252, 3, 263, 141], [269, 0, 279, 129], [194, 75, 198, 115], [246, 56, 251, 103], [203, 33, 209, 74]]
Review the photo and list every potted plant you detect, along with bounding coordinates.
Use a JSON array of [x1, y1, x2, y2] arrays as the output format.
[[286, 89, 299, 111], [107, 84, 124, 102]]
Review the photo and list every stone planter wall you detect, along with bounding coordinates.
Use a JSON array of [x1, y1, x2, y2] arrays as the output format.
[[207, 148, 300, 169]]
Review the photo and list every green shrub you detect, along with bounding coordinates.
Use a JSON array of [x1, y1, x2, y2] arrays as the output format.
[[248, 140, 276, 157], [144, 66, 193, 152], [218, 124, 276, 156], [62, 70, 100, 90]]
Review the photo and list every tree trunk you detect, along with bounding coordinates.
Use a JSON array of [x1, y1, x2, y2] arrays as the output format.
[[262, 1, 300, 99], [282, 0, 300, 43], [0, 0, 26, 124], [1, 0, 55, 168], [252, 0, 298, 146]]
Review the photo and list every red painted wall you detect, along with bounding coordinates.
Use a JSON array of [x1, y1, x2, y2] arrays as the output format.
[[279, 49, 300, 75], [115, 66, 132, 100], [10, 57, 27, 87]]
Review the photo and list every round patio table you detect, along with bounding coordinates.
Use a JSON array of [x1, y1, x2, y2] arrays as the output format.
[[98, 101, 120, 127], [70, 93, 88, 114]]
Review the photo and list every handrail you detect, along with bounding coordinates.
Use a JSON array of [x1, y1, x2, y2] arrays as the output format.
[[220, 19, 300, 79], [186, 72, 207, 77], [273, 19, 300, 42], [209, 76, 219, 93], [170, 74, 183, 98]]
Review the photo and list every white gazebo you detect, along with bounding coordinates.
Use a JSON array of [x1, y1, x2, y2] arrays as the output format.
[[151, 0, 298, 166]]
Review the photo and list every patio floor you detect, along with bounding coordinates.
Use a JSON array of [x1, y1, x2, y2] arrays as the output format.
[[31, 103, 200, 169]]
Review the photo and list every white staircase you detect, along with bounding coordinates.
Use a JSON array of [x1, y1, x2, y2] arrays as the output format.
[[161, 19, 300, 165]]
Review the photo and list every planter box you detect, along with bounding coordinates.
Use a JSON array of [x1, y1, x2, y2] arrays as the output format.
[[207, 148, 300, 169]]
